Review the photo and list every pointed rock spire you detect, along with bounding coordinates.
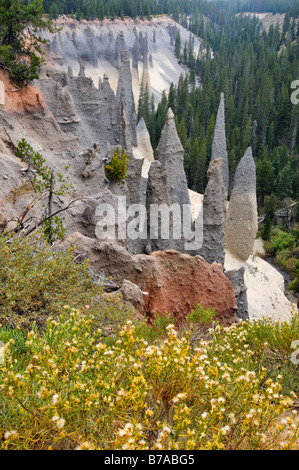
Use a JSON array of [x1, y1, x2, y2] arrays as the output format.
[[156, 108, 190, 208], [105, 31, 116, 65], [78, 58, 85, 77], [146, 160, 173, 253], [85, 26, 98, 67], [115, 31, 126, 68], [98, 76, 102, 91], [199, 158, 226, 264], [211, 93, 229, 196], [56, 89, 80, 125], [119, 86, 132, 154], [225, 147, 258, 261], [137, 118, 154, 163], [142, 34, 151, 91], [116, 50, 137, 147]]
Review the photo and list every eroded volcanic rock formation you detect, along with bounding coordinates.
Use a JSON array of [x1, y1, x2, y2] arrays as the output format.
[[116, 50, 137, 147], [199, 158, 226, 265], [156, 108, 191, 209], [225, 147, 258, 262], [145, 160, 174, 253], [211, 92, 229, 196], [59, 232, 238, 326], [0, 26, 261, 323], [141, 250, 238, 326]]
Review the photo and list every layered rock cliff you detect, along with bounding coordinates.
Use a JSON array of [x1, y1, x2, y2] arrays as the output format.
[[41, 16, 202, 105]]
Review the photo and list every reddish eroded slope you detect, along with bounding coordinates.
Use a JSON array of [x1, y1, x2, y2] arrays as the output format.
[[142, 250, 238, 326], [58, 234, 239, 326], [0, 70, 47, 114]]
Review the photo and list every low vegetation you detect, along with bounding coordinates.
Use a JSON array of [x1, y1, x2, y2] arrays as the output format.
[[105, 147, 129, 183], [0, 235, 298, 450], [263, 227, 299, 293], [0, 0, 55, 85]]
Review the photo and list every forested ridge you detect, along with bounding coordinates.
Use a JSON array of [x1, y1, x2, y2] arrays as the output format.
[[43, 0, 299, 21], [139, 13, 299, 212]]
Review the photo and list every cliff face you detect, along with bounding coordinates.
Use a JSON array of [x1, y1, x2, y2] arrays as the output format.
[[40, 16, 202, 105], [58, 232, 239, 326], [0, 70, 47, 114]]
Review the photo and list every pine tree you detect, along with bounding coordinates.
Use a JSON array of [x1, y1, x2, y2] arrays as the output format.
[[174, 30, 181, 59], [277, 162, 293, 200], [194, 138, 207, 193], [168, 82, 176, 114], [0, 0, 54, 85], [257, 158, 274, 207]]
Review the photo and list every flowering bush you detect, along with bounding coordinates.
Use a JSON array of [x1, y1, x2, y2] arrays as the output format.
[[0, 311, 298, 450], [0, 233, 298, 450]]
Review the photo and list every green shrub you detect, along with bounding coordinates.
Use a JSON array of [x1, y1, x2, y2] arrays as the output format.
[[187, 302, 217, 325], [0, 235, 99, 330], [288, 278, 299, 294], [105, 147, 129, 183], [263, 227, 299, 293], [0, 235, 135, 333]]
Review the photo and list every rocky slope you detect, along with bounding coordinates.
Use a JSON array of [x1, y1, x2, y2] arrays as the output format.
[[0, 16, 296, 325], [235, 12, 286, 32], [58, 232, 238, 326], [41, 15, 202, 105]]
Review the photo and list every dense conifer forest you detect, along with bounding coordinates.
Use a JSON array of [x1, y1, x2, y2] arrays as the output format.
[[43, 0, 299, 21], [140, 13, 299, 209]]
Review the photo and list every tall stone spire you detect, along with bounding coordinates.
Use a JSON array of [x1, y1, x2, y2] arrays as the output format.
[[211, 93, 229, 196], [199, 158, 226, 264], [142, 34, 151, 92], [78, 58, 85, 77], [156, 108, 191, 209], [105, 31, 115, 65], [225, 147, 258, 261], [132, 36, 139, 80], [56, 89, 80, 125], [115, 31, 126, 68], [98, 74, 120, 151], [119, 86, 132, 154], [146, 160, 173, 253], [116, 50, 137, 147], [133, 118, 155, 178], [137, 118, 154, 163]]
